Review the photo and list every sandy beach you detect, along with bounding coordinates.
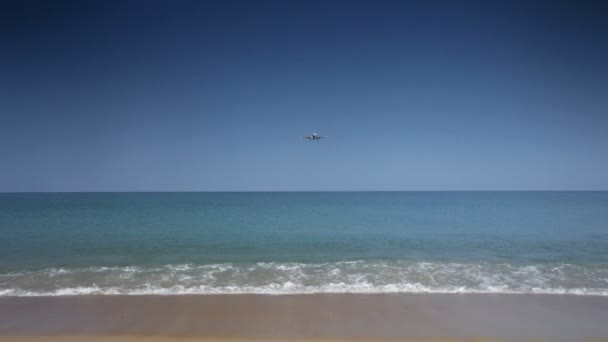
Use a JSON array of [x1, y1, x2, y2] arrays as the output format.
[[0, 337, 567, 342], [1, 294, 607, 342], [0, 338, 559, 342]]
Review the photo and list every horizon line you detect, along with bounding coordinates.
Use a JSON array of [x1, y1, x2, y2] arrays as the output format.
[[1, 190, 607, 194]]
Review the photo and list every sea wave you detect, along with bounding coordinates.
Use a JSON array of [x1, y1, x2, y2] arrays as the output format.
[[1, 261, 607, 296]]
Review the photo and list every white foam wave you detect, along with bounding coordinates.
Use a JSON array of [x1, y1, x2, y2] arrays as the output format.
[[1, 261, 607, 296]]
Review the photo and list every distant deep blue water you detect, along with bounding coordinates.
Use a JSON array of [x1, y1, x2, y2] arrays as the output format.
[[1, 192, 607, 295]]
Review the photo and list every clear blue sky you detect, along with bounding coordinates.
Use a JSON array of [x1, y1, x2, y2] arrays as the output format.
[[1, 0, 607, 191]]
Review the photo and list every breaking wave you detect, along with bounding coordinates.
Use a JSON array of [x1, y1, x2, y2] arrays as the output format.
[[1, 261, 607, 296]]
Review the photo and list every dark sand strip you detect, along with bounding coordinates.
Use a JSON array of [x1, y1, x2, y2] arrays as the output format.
[[1, 294, 607, 341]]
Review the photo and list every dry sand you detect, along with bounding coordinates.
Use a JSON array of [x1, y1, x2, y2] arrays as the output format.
[[1, 294, 607, 342], [0, 337, 559, 342]]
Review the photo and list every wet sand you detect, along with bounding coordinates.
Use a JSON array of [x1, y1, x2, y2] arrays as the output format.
[[0, 294, 607, 342]]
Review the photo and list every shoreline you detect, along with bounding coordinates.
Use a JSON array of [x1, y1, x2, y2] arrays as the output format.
[[1, 293, 608, 341], [3, 261, 606, 297], [2, 292, 608, 297]]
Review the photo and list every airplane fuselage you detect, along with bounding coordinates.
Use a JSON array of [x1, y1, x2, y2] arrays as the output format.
[[303, 133, 323, 141]]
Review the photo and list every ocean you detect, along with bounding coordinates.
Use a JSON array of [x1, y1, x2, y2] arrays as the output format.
[[1, 192, 607, 296]]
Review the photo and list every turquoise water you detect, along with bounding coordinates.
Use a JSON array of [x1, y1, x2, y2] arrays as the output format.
[[1, 192, 607, 295]]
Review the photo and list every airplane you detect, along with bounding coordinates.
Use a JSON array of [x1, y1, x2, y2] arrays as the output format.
[[302, 133, 324, 141]]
